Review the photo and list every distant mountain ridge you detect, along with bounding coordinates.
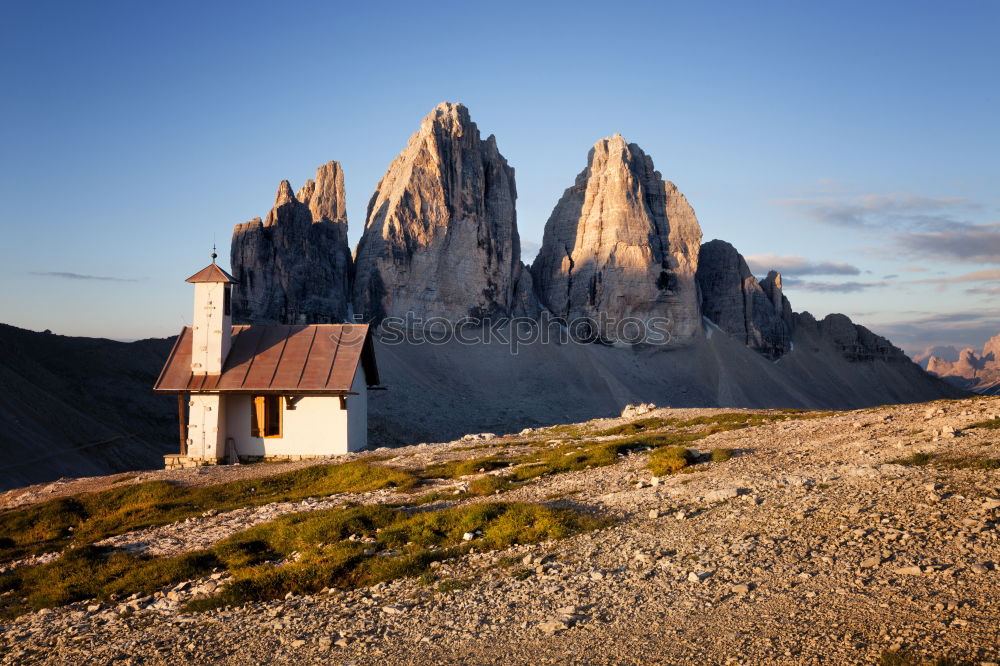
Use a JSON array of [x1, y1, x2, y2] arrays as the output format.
[[922, 334, 1000, 395]]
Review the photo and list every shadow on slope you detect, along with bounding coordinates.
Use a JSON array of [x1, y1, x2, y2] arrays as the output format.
[[368, 323, 967, 445], [0, 324, 176, 491]]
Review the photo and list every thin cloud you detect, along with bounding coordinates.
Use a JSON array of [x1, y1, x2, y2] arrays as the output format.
[[781, 192, 1000, 263], [910, 268, 1000, 284], [967, 285, 1000, 296], [874, 310, 1000, 354], [892, 223, 1000, 263], [780, 193, 977, 231], [745, 253, 860, 276], [782, 278, 889, 293], [30, 271, 142, 283]]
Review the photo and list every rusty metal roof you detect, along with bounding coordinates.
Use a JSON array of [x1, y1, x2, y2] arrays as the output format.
[[185, 263, 238, 284], [154, 324, 379, 393]]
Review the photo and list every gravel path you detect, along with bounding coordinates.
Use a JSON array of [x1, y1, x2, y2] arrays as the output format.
[[1, 398, 998, 665]]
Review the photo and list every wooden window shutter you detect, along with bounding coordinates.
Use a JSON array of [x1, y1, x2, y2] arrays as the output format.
[[252, 396, 265, 438]]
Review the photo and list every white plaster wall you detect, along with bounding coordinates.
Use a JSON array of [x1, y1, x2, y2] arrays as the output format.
[[346, 366, 368, 452], [187, 394, 225, 461], [191, 282, 231, 374], [223, 393, 352, 457]]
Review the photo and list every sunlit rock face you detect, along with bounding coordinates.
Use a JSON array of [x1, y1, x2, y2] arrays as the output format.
[[531, 135, 702, 343], [231, 161, 352, 324], [353, 102, 531, 323]]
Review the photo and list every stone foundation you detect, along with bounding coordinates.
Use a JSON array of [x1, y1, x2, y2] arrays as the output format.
[[163, 455, 219, 470], [163, 454, 326, 470], [236, 454, 326, 464]]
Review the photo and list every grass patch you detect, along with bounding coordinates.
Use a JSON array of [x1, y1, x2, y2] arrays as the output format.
[[890, 452, 934, 466], [419, 456, 511, 480], [0, 501, 608, 618], [649, 446, 696, 476], [467, 475, 513, 495], [0, 545, 222, 618], [889, 452, 998, 470], [674, 410, 828, 433], [710, 448, 733, 463], [966, 418, 1000, 430], [940, 456, 1000, 470], [436, 578, 472, 594], [879, 649, 972, 666], [0, 462, 418, 564], [592, 417, 678, 438], [541, 424, 584, 439], [191, 501, 608, 611]]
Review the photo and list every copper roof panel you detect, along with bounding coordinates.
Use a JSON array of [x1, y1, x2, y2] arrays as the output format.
[[222, 325, 265, 388], [298, 327, 340, 389], [328, 327, 365, 388], [239, 326, 292, 389], [271, 327, 316, 389], [185, 263, 237, 284], [154, 324, 375, 393]]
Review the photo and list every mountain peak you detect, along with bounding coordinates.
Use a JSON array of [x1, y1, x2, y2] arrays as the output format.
[[353, 103, 523, 323], [531, 136, 701, 342]]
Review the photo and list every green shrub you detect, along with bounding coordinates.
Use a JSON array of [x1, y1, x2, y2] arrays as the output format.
[[891, 452, 934, 466], [710, 448, 733, 463], [649, 447, 695, 476]]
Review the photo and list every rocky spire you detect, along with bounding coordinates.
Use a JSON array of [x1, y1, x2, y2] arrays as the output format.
[[983, 334, 1000, 362], [530, 135, 702, 343], [230, 161, 352, 324], [352, 102, 530, 323], [696, 240, 791, 359], [760, 270, 794, 332]]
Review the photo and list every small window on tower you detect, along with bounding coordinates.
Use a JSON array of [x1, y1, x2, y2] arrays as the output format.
[[251, 395, 282, 438], [223, 285, 232, 316]]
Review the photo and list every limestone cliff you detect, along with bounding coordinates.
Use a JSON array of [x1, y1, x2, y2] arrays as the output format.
[[352, 103, 524, 323], [531, 135, 701, 343], [696, 240, 791, 359], [230, 162, 352, 324]]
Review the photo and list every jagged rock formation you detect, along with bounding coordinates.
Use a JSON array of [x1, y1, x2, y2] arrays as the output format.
[[696, 240, 791, 359], [531, 135, 702, 343], [230, 162, 352, 324], [913, 345, 960, 368], [352, 103, 525, 323], [793, 312, 909, 363], [925, 334, 1000, 394]]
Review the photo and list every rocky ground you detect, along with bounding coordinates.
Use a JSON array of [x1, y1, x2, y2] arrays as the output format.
[[1, 397, 999, 665]]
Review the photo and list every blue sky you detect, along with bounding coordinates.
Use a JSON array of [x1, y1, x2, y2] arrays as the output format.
[[1, 0, 997, 354]]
